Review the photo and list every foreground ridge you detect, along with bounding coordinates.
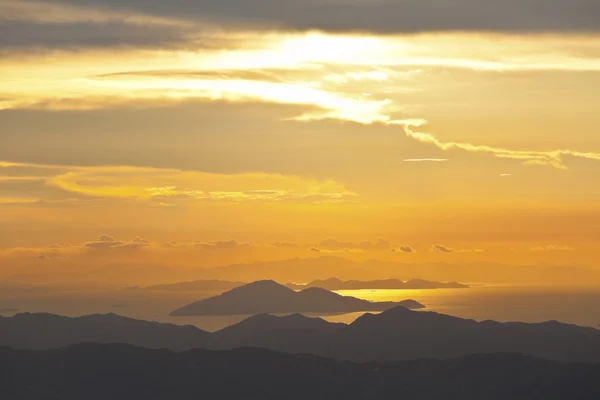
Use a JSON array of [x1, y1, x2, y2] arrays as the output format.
[[1, 344, 599, 400]]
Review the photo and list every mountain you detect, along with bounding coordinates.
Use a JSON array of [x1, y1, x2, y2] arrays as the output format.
[[125, 277, 467, 294], [327, 306, 600, 362], [1, 344, 599, 400], [287, 277, 469, 290], [3, 308, 600, 363], [169, 280, 425, 316], [0, 312, 210, 351], [211, 313, 345, 354], [187, 256, 600, 286], [124, 279, 245, 292], [216, 313, 345, 337]]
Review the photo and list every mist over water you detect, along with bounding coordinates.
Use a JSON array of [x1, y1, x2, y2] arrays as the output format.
[[2, 285, 599, 331]]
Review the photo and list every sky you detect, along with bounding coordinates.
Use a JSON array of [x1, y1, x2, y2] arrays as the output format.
[[1, 0, 600, 286]]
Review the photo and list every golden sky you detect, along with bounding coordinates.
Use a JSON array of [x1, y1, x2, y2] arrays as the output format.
[[1, 0, 600, 285]]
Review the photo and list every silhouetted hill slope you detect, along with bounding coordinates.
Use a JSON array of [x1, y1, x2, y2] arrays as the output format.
[[216, 313, 345, 338], [170, 280, 424, 316], [211, 313, 345, 354], [328, 306, 600, 362], [1, 344, 599, 400], [287, 277, 469, 290], [0, 313, 210, 351], [3, 308, 600, 362]]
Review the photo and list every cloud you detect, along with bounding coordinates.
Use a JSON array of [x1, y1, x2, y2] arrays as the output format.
[[271, 241, 300, 249], [531, 244, 574, 251], [316, 238, 392, 252], [84, 235, 150, 249], [391, 246, 414, 253], [131, 236, 150, 245], [98, 234, 116, 242], [194, 240, 251, 250], [403, 159, 447, 163], [0, 0, 201, 51], [431, 244, 484, 253], [398, 120, 600, 170], [84, 240, 126, 249], [15, 0, 600, 34], [47, 244, 71, 249], [0, 161, 356, 206], [432, 244, 454, 253]]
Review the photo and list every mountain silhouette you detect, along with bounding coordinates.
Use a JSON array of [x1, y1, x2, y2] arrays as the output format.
[[211, 313, 345, 354], [328, 306, 600, 362], [0, 312, 210, 351], [1, 344, 599, 400], [187, 256, 600, 285], [286, 277, 469, 290], [170, 280, 424, 316], [125, 279, 245, 292], [3, 307, 600, 362]]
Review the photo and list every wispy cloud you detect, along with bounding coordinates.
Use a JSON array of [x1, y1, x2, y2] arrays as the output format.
[[531, 244, 574, 251], [397, 120, 600, 169], [0, 161, 357, 206], [431, 244, 484, 253], [403, 158, 447, 162]]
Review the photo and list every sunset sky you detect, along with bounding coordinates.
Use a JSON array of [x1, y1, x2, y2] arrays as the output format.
[[2, 0, 600, 285]]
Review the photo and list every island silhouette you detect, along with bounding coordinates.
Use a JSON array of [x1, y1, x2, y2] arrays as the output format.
[[169, 280, 425, 316], [124, 277, 468, 293], [286, 277, 469, 290]]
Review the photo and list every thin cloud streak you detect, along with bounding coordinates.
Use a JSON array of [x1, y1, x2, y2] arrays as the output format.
[[403, 159, 448, 163], [396, 120, 600, 169]]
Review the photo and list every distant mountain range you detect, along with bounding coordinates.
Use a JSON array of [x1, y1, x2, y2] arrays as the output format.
[[286, 277, 469, 290], [169, 280, 425, 316], [123, 277, 467, 293], [183, 256, 600, 286], [2, 344, 599, 400], [124, 280, 246, 292], [3, 306, 600, 363]]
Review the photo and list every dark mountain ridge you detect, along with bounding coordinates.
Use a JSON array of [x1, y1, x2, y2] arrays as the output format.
[[0, 312, 210, 351], [1, 344, 599, 400], [3, 307, 600, 363]]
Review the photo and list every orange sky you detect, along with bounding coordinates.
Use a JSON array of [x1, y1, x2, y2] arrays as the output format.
[[1, 0, 600, 286]]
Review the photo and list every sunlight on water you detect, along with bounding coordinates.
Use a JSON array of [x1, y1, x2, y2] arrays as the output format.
[[324, 286, 600, 328]]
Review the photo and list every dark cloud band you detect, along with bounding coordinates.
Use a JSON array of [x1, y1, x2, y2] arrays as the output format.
[[21, 0, 600, 34]]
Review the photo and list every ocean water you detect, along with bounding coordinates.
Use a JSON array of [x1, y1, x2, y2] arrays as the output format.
[[328, 285, 600, 328], [1, 284, 599, 332]]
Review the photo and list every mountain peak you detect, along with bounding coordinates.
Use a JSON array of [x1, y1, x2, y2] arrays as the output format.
[[170, 280, 423, 316]]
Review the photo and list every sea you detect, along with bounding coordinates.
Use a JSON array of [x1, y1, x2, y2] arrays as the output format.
[[1, 284, 599, 332]]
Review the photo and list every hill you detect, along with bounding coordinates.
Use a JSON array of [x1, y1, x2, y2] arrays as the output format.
[[3, 307, 600, 363], [0, 312, 210, 351], [169, 280, 424, 316], [124, 280, 245, 292], [1, 344, 599, 400], [286, 277, 469, 290]]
